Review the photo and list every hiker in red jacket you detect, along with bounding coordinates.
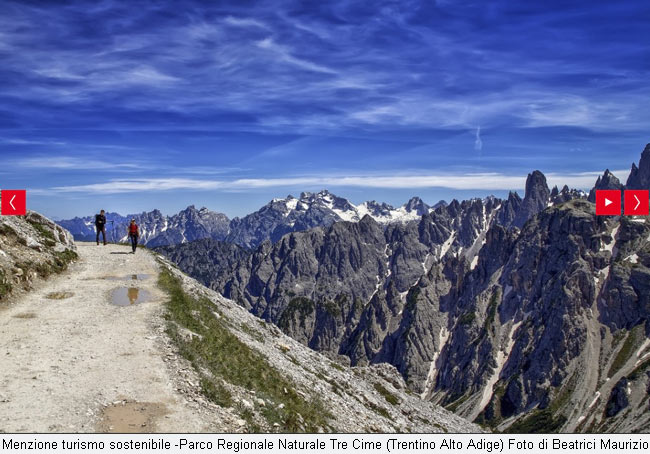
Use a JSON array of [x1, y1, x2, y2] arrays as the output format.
[[127, 219, 139, 253]]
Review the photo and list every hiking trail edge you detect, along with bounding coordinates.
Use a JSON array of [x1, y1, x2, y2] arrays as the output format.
[[0, 242, 220, 433]]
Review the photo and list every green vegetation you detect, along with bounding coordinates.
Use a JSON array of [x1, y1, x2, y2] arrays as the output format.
[[239, 323, 265, 343], [0, 223, 26, 246], [459, 311, 477, 326], [627, 357, 650, 381], [27, 220, 56, 247], [278, 297, 315, 329], [477, 370, 575, 433], [405, 287, 421, 311], [445, 392, 474, 413], [374, 383, 400, 406], [330, 382, 343, 396], [158, 269, 332, 432], [0, 269, 12, 300], [484, 289, 500, 331], [363, 397, 392, 420], [52, 250, 78, 271], [199, 377, 233, 408], [608, 324, 644, 378], [505, 408, 567, 434], [321, 300, 341, 317], [32, 250, 77, 278], [548, 373, 577, 414]]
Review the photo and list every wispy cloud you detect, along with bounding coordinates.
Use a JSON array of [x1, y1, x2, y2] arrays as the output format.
[[1, 138, 67, 146], [0, 1, 647, 133], [13, 156, 142, 170], [255, 37, 337, 74], [223, 16, 269, 30], [44, 169, 619, 195], [474, 126, 482, 152]]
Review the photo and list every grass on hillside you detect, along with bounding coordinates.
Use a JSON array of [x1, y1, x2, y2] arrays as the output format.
[[607, 324, 644, 379], [374, 382, 400, 406], [157, 268, 332, 433]]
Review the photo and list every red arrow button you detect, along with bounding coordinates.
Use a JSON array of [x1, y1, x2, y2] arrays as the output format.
[[1, 190, 27, 216], [624, 190, 649, 216], [595, 190, 621, 216]]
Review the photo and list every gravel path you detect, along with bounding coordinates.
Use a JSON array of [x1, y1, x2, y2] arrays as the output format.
[[0, 242, 213, 433]]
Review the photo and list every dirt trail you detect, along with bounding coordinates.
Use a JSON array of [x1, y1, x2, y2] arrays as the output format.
[[0, 242, 214, 433]]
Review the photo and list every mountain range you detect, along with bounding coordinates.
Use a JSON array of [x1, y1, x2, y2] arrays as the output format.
[[57, 193, 447, 249], [153, 144, 650, 433]]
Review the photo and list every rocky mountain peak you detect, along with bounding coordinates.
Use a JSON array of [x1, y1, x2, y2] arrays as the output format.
[[525, 170, 550, 199], [588, 169, 623, 202], [512, 170, 550, 228], [362, 200, 394, 213], [178, 205, 199, 216], [299, 190, 331, 201], [550, 185, 559, 198], [404, 196, 430, 215], [625, 143, 650, 189]]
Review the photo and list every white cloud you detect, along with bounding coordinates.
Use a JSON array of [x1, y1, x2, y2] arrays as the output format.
[[50, 178, 222, 193], [256, 37, 337, 74], [14, 156, 141, 170], [1, 138, 67, 146], [45, 170, 617, 194], [223, 16, 269, 29]]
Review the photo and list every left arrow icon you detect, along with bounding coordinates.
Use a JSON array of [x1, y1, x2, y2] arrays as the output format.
[[1, 190, 26, 216]]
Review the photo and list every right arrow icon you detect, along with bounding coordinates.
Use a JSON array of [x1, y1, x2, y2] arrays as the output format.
[[624, 190, 649, 216]]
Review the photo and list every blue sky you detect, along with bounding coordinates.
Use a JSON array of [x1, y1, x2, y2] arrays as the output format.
[[0, 0, 648, 219]]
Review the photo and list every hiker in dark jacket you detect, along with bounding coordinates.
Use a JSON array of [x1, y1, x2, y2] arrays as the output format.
[[127, 219, 139, 253], [95, 210, 107, 246]]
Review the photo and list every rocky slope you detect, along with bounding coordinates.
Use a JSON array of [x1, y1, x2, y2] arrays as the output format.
[[158, 143, 650, 433], [156, 254, 481, 433], [0, 207, 77, 304]]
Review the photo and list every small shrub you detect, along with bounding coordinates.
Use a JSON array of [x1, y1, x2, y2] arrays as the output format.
[[200, 377, 233, 407], [0, 270, 12, 299], [374, 383, 400, 406], [27, 220, 55, 242], [364, 398, 392, 420]]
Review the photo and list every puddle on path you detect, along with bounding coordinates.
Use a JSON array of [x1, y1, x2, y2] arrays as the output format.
[[111, 287, 151, 306], [97, 400, 167, 433], [46, 291, 74, 300]]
